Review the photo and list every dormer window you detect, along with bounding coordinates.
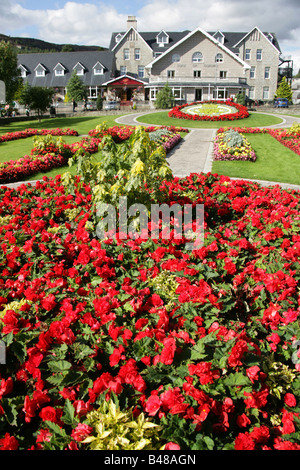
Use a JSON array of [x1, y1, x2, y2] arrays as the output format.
[[18, 65, 28, 78], [93, 62, 105, 75], [213, 31, 225, 44], [34, 64, 47, 77], [54, 63, 66, 77], [73, 62, 85, 76], [156, 30, 169, 46]]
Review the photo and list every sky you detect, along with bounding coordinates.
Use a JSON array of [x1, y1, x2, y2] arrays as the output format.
[[1, 0, 300, 72]]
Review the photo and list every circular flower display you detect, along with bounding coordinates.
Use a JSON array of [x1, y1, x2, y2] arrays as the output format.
[[168, 100, 249, 121]]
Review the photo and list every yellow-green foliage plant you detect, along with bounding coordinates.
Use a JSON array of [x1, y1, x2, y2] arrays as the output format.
[[83, 399, 168, 450]]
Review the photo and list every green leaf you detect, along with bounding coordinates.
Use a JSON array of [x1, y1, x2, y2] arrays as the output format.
[[47, 360, 72, 372], [224, 372, 251, 387], [62, 399, 76, 426]]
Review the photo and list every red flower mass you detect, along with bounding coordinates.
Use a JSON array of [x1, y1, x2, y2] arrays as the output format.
[[0, 125, 299, 450]]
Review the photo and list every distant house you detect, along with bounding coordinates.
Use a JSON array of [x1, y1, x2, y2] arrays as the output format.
[[17, 17, 282, 106], [18, 50, 115, 102]]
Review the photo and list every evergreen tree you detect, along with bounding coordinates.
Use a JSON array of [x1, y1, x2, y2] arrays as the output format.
[[67, 71, 87, 103], [0, 41, 22, 102], [274, 76, 293, 102], [154, 83, 175, 109]]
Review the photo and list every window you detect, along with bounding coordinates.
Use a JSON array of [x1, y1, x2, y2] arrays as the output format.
[[55, 69, 64, 76], [172, 53, 180, 63], [124, 48, 130, 60], [219, 71, 227, 79], [150, 88, 158, 100], [245, 49, 251, 60], [192, 52, 203, 63], [215, 53, 223, 63], [94, 67, 103, 75], [250, 66, 256, 79], [167, 70, 175, 78], [36, 69, 45, 77], [263, 86, 269, 99], [249, 86, 255, 99], [172, 88, 182, 100], [264, 67, 270, 79], [135, 48, 140, 60], [156, 32, 169, 45], [120, 66, 127, 75], [76, 68, 84, 76], [256, 49, 262, 60], [138, 66, 144, 78], [194, 70, 201, 78]]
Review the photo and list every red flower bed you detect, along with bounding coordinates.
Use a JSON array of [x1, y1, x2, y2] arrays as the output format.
[[168, 101, 249, 121], [0, 126, 186, 185], [0, 128, 78, 143], [0, 172, 300, 450]]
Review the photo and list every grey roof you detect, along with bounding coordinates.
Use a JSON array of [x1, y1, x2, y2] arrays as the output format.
[[208, 31, 281, 53], [109, 29, 281, 60], [109, 30, 191, 53], [18, 51, 115, 88]]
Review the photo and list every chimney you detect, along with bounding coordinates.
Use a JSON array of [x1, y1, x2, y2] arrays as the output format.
[[127, 15, 137, 30]]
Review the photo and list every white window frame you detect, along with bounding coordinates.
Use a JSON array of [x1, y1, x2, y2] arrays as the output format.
[[156, 32, 169, 45], [215, 53, 223, 63], [194, 70, 201, 78], [256, 49, 262, 61], [36, 69, 45, 77], [250, 66, 256, 79], [167, 70, 175, 79], [124, 48, 130, 60], [120, 66, 127, 75], [135, 48, 140, 60], [172, 87, 182, 100], [55, 69, 64, 77], [138, 66, 144, 78], [264, 67, 270, 79], [192, 52, 203, 63], [219, 70, 227, 80], [245, 49, 251, 60], [94, 67, 104, 75], [263, 86, 269, 100], [249, 86, 255, 99], [150, 87, 158, 100]]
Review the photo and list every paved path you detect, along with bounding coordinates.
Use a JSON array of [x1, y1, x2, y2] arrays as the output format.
[[115, 111, 300, 191], [1, 110, 300, 191]]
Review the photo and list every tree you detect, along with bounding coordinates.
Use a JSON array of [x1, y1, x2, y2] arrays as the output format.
[[154, 83, 175, 109], [274, 76, 293, 102], [19, 84, 54, 120], [0, 41, 22, 102], [67, 70, 87, 103]]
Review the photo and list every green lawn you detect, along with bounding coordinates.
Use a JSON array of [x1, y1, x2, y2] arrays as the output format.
[[0, 114, 125, 136], [212, 133, 300, 185], [1, 113, 300, 186], [135, 111, 283, 128]]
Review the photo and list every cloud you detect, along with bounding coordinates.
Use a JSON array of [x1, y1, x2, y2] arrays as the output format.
[[1, 0, 300, 71]]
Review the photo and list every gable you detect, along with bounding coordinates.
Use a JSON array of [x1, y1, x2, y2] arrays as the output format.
[[111, 27, 152, 53], [146, 27, 250, 70], [233, 27, 281, 54]]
